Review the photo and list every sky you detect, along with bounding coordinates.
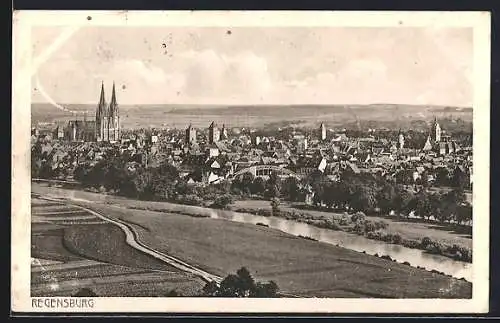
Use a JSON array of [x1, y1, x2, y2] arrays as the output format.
[[31, 26, 473, 107]]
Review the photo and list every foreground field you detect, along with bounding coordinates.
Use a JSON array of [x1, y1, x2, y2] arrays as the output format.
[[31, 197, 205, 297], [32, 184, 472, 298]]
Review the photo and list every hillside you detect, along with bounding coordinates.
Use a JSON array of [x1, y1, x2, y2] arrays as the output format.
[[31, 103, 473, 131]]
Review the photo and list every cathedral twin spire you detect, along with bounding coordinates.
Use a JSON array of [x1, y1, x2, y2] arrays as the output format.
[[97, 81, 118, 118], [96, 81, 120, 142]]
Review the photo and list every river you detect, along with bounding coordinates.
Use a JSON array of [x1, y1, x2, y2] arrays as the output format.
[[32, 182, 473, 282]]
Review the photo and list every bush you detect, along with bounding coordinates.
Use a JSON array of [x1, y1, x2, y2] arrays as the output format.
[[328, 220, 341, 231], [392, 234, 403, 244], [73, 288, 98, 297], [375, 220, 389, 230], [402, 239, 421, 249], [177, 194, 203, 206], [420, 237, 432, 249], [256, 208, 272, 217], [351, 211, 366, 223], [364, 220, 376, 233], [426, 241, 446, 255], [211, 194, 234, 209], [339, 215, 350, 226], [165, 289, 182, 297], [353, 222, 365, 234], [381, 233, 394, 243]]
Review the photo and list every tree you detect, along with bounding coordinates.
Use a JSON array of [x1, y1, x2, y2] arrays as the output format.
[[270, 197, 281, 216], [218, 274, 244, 297], [451, 167, 468, 190], [282, 176, 301, 202], [151, 162, 180, 197], [201, 267, 279, 298], [441, 188, 466, 223], [456, 202, 472, 225], [201, 281, 219, 297], [265, 171, 282, 198], [73, 288, 98, 297], [378, 183, 399, 214], [414, 190, 433, 220], [165, 289, 181, 297], [434, 167, 451, 186], [240, 173, 255, 194], [395, 189, 415, 217], [251, 281, 279, 298], [252, 177, 266, 195], [236, 267, 255, 295], [351, 185, 378, 213]]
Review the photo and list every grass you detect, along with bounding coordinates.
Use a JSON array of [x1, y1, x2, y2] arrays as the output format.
[[31, 263, 148, 284], [63, 223, 181, 272], [81, 201, 472, 298], [31, 228, 83, 262], [32, 278, 204, 297]]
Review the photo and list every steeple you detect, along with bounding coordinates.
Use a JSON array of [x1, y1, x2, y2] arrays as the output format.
[[109, 81, 118, 117], [96, 81, 107, 119]]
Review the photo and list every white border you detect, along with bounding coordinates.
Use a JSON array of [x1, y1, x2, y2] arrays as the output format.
[[11, 10, 491, 314]]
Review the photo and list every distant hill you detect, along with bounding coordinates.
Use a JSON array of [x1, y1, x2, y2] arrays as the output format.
[[31, 103, 473, 131]]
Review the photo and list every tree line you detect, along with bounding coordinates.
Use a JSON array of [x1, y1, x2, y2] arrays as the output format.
[[34, 141, 471, 226]]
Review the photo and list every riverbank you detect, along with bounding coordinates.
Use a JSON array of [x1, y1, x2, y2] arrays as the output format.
[[232, 200, 472, 263], [32, 183, 472, 298]]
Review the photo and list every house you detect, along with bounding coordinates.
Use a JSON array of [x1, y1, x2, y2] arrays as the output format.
[[206, 145, 220, 158]]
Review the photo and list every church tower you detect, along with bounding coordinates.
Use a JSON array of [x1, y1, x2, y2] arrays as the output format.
[[208, 121, 220, 144], [220, 124, 228, 140], [108, 82, 120, 143], [186, 124, 197, 144], [398, 129, 405, 150], [96, 82, 107, 142], [319, 123, 327, 141], [430, 117, 441, 143]]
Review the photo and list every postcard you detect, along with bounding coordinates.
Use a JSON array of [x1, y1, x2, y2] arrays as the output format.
[[12, 10, 490, 313]]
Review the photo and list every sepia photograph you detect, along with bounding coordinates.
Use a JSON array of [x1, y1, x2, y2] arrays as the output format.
[[12, 11, 490, 313]]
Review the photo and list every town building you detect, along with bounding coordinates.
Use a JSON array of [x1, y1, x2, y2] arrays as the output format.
[[208, 121, 220, 144], [185, 124, 197, 143]]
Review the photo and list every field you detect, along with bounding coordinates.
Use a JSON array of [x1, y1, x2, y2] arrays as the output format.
[[32, 183, 472, 298], [31, 197, 205, 297], [31, 103, 473, 129]]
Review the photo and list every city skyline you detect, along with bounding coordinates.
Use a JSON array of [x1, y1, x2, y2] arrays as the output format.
[[31, 26, 472, 107]]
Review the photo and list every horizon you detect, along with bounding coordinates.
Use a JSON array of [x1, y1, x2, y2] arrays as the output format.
[[31, 102, 473, 109]]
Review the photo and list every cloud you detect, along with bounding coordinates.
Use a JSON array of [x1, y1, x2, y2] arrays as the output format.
[[31, 27, 472, 106], [106, 59, 186, 104], [180, 50, 272, 102]]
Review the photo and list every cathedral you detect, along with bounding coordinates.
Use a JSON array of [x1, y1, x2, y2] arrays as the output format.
[[96, 82, 121, 143]]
